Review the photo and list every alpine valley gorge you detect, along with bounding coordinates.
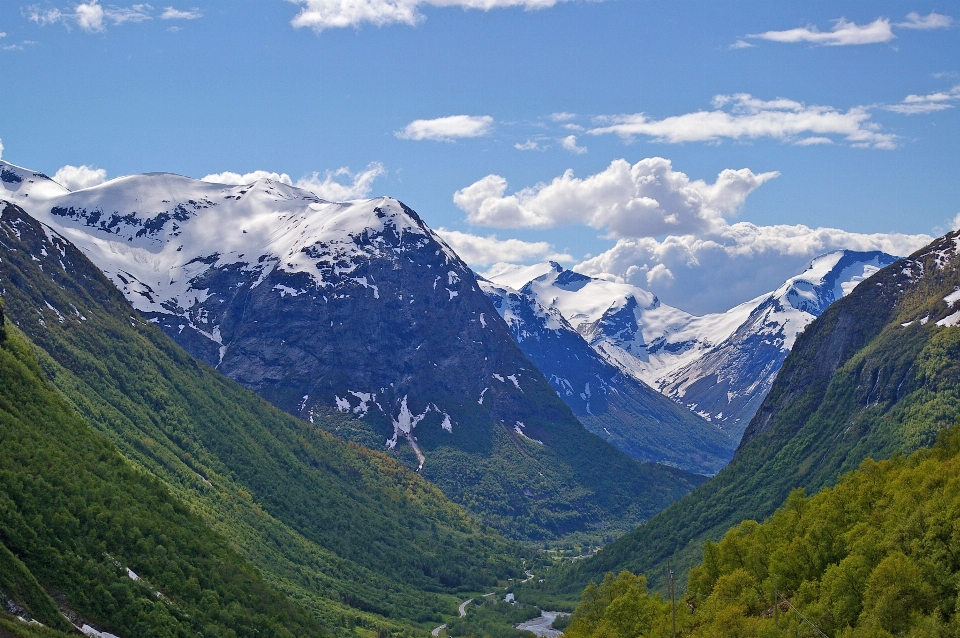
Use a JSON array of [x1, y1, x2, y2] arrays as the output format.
[[2, 159, 958, 638]]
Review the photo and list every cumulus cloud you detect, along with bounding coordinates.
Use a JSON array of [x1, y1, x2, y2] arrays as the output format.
[[396, 115, 494, 142], [161, 7, 203, 19], [453, 157, 779, 238], [549, 112, 577, 122], [289, 0, 571, 31], [749, 17, 895, 46], [587, 93, 897, 149], [0, 139, 4, 159], [729, 39, 754, 49], [896, 11, 953, 30], [53, 164, 107, 190], [559, 135, 587, 154], [202, 170, 294, 185], [575, 224, 932, 314], [434, 229, 571, 267], [202, 163, 385, 201], [885, 84, 960, 114], [295, 163, 385, 201]]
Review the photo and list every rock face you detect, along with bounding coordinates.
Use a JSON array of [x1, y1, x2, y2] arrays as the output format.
[[1, 160, 705, 541], [489, 252, 897, 439], [480, 278, 736, 475]]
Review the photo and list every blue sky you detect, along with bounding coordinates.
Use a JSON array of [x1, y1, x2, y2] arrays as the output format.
[[1, 0, 958, 312]]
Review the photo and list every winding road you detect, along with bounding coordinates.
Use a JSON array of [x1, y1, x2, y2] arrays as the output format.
[[430, 597, 475, 637]]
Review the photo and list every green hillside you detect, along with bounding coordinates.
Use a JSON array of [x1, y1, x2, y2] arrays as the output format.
[[562, 423, 960, 637], [0, 315, 323, 636], [0, 200, 522, 634], [524, 230, 960, 603]]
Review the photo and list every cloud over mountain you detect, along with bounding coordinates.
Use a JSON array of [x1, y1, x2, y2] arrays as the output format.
[[453, 157, 778, 238]]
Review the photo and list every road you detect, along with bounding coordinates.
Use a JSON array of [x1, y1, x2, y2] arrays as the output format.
[[431, 597, 474, 636]]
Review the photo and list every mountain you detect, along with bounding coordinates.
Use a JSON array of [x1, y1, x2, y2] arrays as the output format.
[[0, 198, 524, 634], [489, 251, 896, 437], [520, 230, 960, 601], [479, 277, 736, 475], [0, 161, 705, 543]]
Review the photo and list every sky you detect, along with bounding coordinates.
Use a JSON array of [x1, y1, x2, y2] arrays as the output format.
[[1, 0, 958, 313]]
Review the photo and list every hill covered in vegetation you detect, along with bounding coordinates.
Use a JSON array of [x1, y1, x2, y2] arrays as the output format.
[[0, 313, 324, 636], [563, 422, 960, 637]]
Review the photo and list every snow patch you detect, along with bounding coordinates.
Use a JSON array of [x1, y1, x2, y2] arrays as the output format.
[[273, 284, 304, 297], [81, 625, 122, 638], [334, 395, 350, 412], [513, 421, 543, 445], [349, 390, 373, 416], [944, 288, 960, 306], [478, 388, 488, 405], [936, 311, 960, 327]]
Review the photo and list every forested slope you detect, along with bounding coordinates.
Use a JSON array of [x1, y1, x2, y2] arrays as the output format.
[[525, 230, 960, 602], [0, 312, 324, 637], [563, 423, 960, 637], [0, 199, 522, 634]]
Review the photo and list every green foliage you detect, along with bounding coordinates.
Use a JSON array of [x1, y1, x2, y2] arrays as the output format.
[[0, 200, 522, 632], [565, 424, 960, 637], [0, 327, 325, 636], [444, 598, 540, 638], [530, 236, 960, 600]]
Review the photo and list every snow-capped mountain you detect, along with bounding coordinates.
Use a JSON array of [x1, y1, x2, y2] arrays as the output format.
[[1, 160, 704, 540], [480, 277, 737, 475], [489, 250, 898, 437], [0, 160, 511, 459]]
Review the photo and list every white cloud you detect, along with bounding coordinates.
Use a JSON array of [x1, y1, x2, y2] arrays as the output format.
[[549, 112, 577, 122], [896, 11, 953, 30], [453, 157, 778, 238], [515, 139, 543, 151], [295, 163, 385, 200], [75, 1, 106, 31], [105, 4, 153, 24], [729, 39, 754, 49], [0, 32, 7, 38], [793, 136, 834, 146], [396, 115, 494, 141], [434, 229, 571, 266], [25, 1, 161, 31], [0, 139, 4, 159], [559, 135, 587, 154], [885, 84, 960, 114], [952, 213, 960, 232], [575, 224, 931, 314], [53, 164, 107, 190], [749, 17, 895, 46], [202, 170, 294, 185], [587, 93, 897, 149], [25, 7, 66, 26], [201, 163, 385, 201], [288, 0, 571, 31], [161, 7, 203, 19]]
